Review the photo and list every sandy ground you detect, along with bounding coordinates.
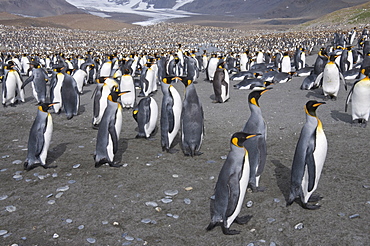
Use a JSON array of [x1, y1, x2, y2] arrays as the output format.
[[0, 54, 369, 245]]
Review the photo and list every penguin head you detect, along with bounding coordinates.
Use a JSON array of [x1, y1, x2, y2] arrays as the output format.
[[248, 88, 271, 107], [38, 102, 59, 112], [305, 100, 325, 117], [108, 90, 130, 103], [231, 132, 259, 148], [181, 78, 193, 87], [360, 67, 370, 77]]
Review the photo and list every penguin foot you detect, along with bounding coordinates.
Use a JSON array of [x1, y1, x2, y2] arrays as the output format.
[[167, 148, 179, 154], [109, 162, 123, 168], [221, 226, 240, 235], [206, 222, 217, 231], [303, 203, 321, 210], [308, 194, 323, 203], [235, 215, 252, 225], [2, 103, 6, 107], [92, 124, 99, 130], [10, 103, 16, 107]]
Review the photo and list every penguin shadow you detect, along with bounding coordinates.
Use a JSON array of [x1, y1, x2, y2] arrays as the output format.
[[78, 104, 87, 114], [209, 94, 216, 101], [47, 142, 69, 164], [114, 138, 129, 164], [271, 159, 291, 203], [330, 110, 352, 123], [305, 90, 325, 99]]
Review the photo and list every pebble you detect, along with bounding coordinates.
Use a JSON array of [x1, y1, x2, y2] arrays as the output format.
[[87, 238, 96, 243], [125, 236, 134, 241], [0, 230, 8, 236], [53, 233, 59, 239], [145, 201, 158, 207], [122, 163, 128, 167], [66, 219, 73, 224], [2, 155, 9, 158], [363, 185, 370, 189], [184, 187, 193, 191], [0, 195, 8, 200], [12, 160, 22, 165], [164, 190, 178, 196], [66, 173, 72, 177], [46, 194, 53, 198], [270, 242, 277, 246], [273, 198, 281, 203], [73, 164, 80, 169], [349, 214, 360, 219], [207, 160, 216, 164], [294, 222, 304, 230], [0, 168, 7, 172], [141, 218, 151, 224], [247, 243, 254, 246], [6, 205, 16, 212], [78, 225, 84, 230], [172, 174, 179, 178], [155, 207, 162, 212], [68, 180, 76, 184], [246, 201, 253, 208], [161, 198, 172, 204], [52, 173, 58, 178], [56, 186, 69, 192], [220, 155, 227, 160], [146, 163, 152, 166], [25, 179, 33, 182], [366, 201, 370, 205], [184, 198, 191, 204], [173, 214, 179, 219], [167, 213, 173, 217], [38, 175, 46, 180], [56, 192, 64, 198], [78, 146, 85, 148], [209, 176, 215, 180], [102, 221, 108, 225], [13, 174, 23, 181], [337, 212, 345, 217], [122, 242, 132, 246], [267, 218, 276, 223], [48, 200, 56, 205]]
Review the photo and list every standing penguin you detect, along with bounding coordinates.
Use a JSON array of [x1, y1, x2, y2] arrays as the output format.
[[133, 96, 158, 138], [94, 89, 129, 167], [294, 47, 306, 71], [206, 132, 258, 235], [287, 100, 327, 209], [315, 54, 347, 100], [180, 78, 204, 156], [206, 54, 219, 81], [22, 61, 48, 104], [242, 88, 270, 192], [160, 76, 182, 153], [92, 78, 119, 128], [280, 52, 291, 73], [2, 61, 25, 107], [24, 102, 58, 171], [51, 65, 80, 119], [212, 61, 230, 103], [345, 67, 370, 127], [120, 69, 136, 109]]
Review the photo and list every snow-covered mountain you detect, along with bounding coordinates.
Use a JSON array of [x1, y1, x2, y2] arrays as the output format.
[[65, 0, 199, 25], [65, 0, 370, 26]]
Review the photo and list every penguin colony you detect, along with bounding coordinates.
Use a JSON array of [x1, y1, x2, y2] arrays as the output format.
[[1, 23, 369, 236]]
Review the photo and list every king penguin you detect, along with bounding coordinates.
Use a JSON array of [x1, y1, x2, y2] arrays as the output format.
[[206, 132, 258, 235], [52, 65, 80, 119], [120, 69, 136, 109], [22, 61, 48, 104], [315, 54, 347, 100], [287, 100, 327, 209], [180, 78, 204, 156], [345, 67, 370, 127], [2, 61, 25, 107], [160, 76, 182, 153], [242, 88, 270, 192], [24, 102, 58, 171], [133, 96, 158, 138], [94, 89, 129, 167], [92, 77, 119, 128], [212, 61, 230, 103]]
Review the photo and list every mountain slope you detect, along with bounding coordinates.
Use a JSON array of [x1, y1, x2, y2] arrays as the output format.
[[0, 0, 84, 17]]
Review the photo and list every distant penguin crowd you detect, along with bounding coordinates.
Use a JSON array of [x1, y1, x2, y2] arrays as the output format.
[[1, 22, 369, 235]]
